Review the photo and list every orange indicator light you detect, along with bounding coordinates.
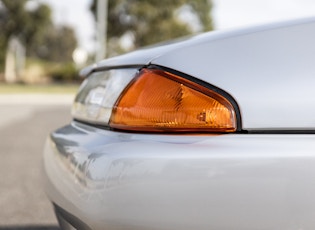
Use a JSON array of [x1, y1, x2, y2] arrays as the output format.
[[110, 68, 237, 132]]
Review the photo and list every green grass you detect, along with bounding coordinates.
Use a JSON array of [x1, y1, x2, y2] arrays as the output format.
[[0, 83, 80, 94]]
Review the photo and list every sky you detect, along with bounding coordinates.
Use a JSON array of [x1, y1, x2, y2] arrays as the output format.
[[213, 0, 315, 29], [40, 0, 315, 53]]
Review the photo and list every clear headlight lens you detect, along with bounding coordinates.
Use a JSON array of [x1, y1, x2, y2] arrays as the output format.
[[72, 68, 137, 125], [73, 67, 238, 133]]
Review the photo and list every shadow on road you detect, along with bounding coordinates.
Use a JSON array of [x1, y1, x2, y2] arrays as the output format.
[[0, 226, 60, 230]]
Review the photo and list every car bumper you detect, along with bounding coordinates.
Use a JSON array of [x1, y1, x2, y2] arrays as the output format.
[[43, 121, 315, 230]]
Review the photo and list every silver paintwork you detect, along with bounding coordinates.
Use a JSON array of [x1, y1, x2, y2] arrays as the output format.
[[152, 19, 315, 130], [45, 122, 315, 230], [83, 17, 315, 130]]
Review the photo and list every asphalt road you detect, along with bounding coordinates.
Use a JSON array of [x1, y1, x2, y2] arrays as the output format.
[[0, 95, 74, 229]]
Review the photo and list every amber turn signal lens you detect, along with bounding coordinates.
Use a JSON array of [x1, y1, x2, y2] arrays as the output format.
[[110, 69, 237, 132]]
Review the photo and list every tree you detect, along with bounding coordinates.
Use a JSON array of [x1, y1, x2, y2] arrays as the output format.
[[31, 25, 77, 62], [0, 0, 78, 70], [91, 0, 213, 56], [0, 0, 52, 68]]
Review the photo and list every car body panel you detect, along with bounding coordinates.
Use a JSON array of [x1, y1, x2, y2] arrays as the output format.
[[44, 122, 315, 230], [82, 17, 315, 131]]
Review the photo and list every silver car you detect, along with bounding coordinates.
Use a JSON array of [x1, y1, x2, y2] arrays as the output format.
[[43, 17, 315, 230]]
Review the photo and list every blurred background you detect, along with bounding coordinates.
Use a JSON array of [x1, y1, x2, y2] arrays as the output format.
[[1, 0, 315, 229]]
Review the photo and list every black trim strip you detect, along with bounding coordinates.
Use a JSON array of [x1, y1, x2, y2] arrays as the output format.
[[83, 65, 143, 78], [248, 130, 315, 134], [75, 120, 315, 134]]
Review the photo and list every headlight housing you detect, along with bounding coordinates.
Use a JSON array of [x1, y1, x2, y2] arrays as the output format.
[[73, 66, 239, 133]]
